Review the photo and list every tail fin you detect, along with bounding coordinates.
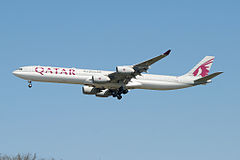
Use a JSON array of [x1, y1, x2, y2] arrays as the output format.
[[184, 56, 215, 78]]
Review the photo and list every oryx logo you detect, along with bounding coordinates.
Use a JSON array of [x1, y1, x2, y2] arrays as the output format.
[[193, 58, 214, 77]]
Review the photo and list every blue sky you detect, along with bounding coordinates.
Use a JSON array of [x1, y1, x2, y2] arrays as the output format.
[[0, 0, 239, 160]]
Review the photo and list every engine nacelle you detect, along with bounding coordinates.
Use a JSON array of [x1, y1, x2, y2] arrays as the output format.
[[82, 86, 100, 95], [92, 75, 110, 84], [116, 66, 135, 74], [95, 89, 112, 97]]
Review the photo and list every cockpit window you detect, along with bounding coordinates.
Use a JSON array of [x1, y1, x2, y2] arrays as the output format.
[[18, 68, 23, 70]]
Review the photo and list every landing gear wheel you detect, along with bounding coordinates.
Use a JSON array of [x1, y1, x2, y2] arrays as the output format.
[[28, 84, 32, 88], [117, 95, 122, 100], [122, 89, 128, 94], [118, 86, 124, 94], [28, 80, 32, 88], [111, 91, 117, 97]]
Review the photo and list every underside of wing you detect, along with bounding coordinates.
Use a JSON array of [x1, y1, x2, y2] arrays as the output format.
[[108, 72, 133, 83]]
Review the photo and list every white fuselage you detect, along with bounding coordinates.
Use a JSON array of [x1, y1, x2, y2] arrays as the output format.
[[13, 66, 194, 91]]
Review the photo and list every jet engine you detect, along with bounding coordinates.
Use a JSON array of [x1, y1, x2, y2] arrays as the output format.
[[82, 86, 100, 95], [116, 66, 135, 74], [92, 75, 111, 83], [95, 89, 112, 97]]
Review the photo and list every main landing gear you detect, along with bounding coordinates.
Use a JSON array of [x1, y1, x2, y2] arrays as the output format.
[[28, 80, 32, 88], [111, 86, 128, 100]]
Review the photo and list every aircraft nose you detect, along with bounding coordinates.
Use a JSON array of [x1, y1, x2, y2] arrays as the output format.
[[12, 70, 17, 75], [12, 70, 20, 76]]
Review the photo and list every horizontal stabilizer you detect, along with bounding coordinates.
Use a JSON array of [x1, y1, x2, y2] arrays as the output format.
[[194, 72, 223, 84]]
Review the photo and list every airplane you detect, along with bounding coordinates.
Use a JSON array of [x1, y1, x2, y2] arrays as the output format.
[[12, 50, 223, 100]]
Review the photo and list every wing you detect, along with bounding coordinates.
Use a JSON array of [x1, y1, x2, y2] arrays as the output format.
[[133, 49, 171, 73], [108, 49, 171, 84]]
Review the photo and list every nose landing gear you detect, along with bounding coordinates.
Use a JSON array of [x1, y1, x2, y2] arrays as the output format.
[[28, 80, 32, 88]]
